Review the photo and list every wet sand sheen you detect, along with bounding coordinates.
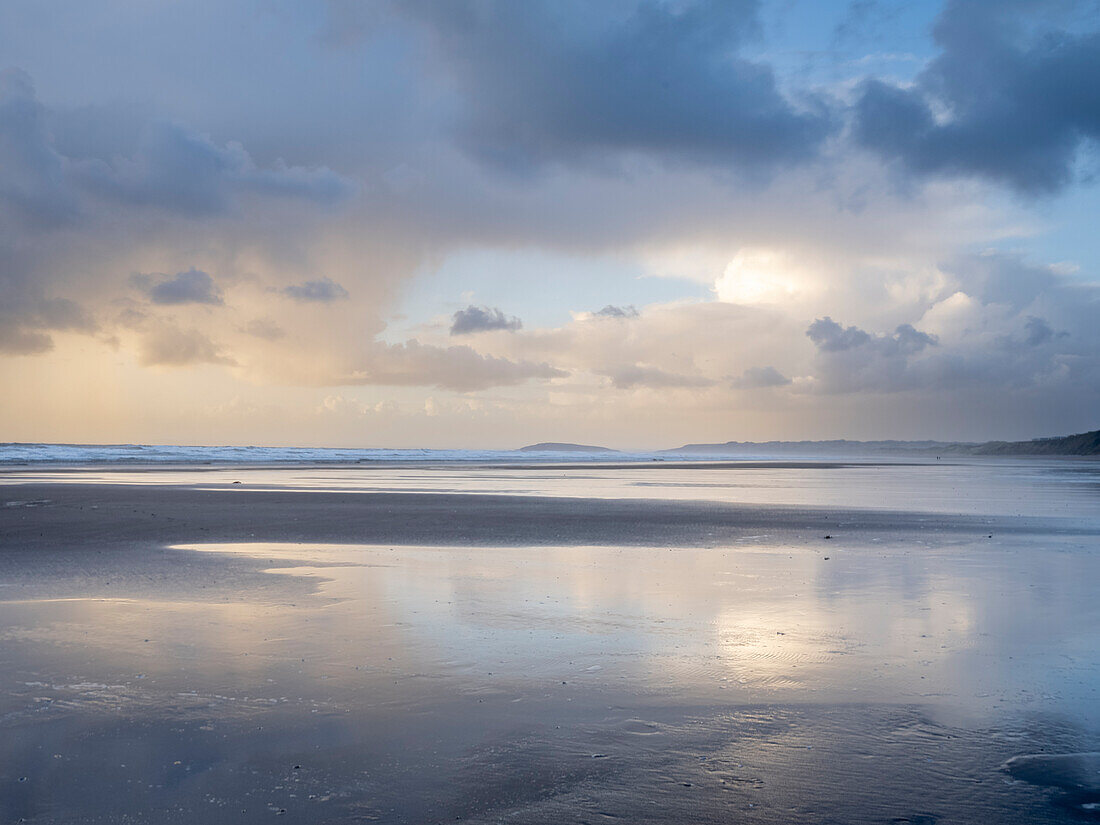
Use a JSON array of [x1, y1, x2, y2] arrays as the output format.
[[0, 463, 1098, 823]]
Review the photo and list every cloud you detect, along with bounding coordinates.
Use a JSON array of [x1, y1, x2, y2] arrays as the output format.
[[394, 0, 834, 174], [282, 278, 350, 303], [797, 253, 1100, 400], [594, 304, 639, 319], [805, 317, 940, 393], [0, 287, 96, 355], [72, 121, 356, 216], [317, 394, 395, 417], [450, 305, 523, 335], [240, 318, 286, 341], [732, 365, 792, 388], [0, 69, 356, 229], [1023, 316, 1056, 347], [0, 68, 77, 229], [853, 0, 1100, 194], [134, 268, 224, 306], [0, 327, 54, 355], [346, 340, 565, 392], [805, 317, 872, 352], [807, 317, 937, 356], [138, 325, 235, 367], [599, 364, 715, 390]]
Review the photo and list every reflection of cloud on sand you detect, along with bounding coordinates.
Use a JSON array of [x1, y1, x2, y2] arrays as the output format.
[[172, 539, 1092, 720]]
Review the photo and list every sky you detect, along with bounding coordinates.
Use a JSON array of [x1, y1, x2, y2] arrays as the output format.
[[1, 0, 1099, 449]]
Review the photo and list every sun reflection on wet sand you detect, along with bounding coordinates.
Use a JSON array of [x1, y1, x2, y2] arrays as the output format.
[[152, 539, 1100, 722]]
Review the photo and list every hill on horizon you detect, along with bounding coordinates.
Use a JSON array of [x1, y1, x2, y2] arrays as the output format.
[[665, 429, 1100, 457], [518, 442, 618, 453], [969, 429, 1100, 456]]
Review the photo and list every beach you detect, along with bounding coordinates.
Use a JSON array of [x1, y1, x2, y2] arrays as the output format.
[[1, 459, 1098, 822]]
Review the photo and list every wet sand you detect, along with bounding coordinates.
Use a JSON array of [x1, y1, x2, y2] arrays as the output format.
[[1, 462, 1099, 822]]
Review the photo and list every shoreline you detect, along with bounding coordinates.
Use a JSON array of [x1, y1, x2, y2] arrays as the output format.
[[4, 453, 1100, 473], [0, 458, 951, 472], [2, 482, 1091, 557]]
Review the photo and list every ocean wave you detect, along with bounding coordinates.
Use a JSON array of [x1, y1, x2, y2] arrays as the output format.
[[0, 443, 664, 465]]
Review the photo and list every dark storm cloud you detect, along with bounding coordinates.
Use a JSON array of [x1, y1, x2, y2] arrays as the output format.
[[134, 269, 224, 306], [732, 365, 792, 388], [854, 0, 1100, 194], [282, 278, 350, 303], [450, 305, 523, 335], [394, 0, 834, 173], [599, 365, 715, 389]]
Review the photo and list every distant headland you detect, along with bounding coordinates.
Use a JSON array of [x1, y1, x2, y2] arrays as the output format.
[[518, 429, 1100, 457], [666, 428, 1100, 457], [518, 442, 619, 453]]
